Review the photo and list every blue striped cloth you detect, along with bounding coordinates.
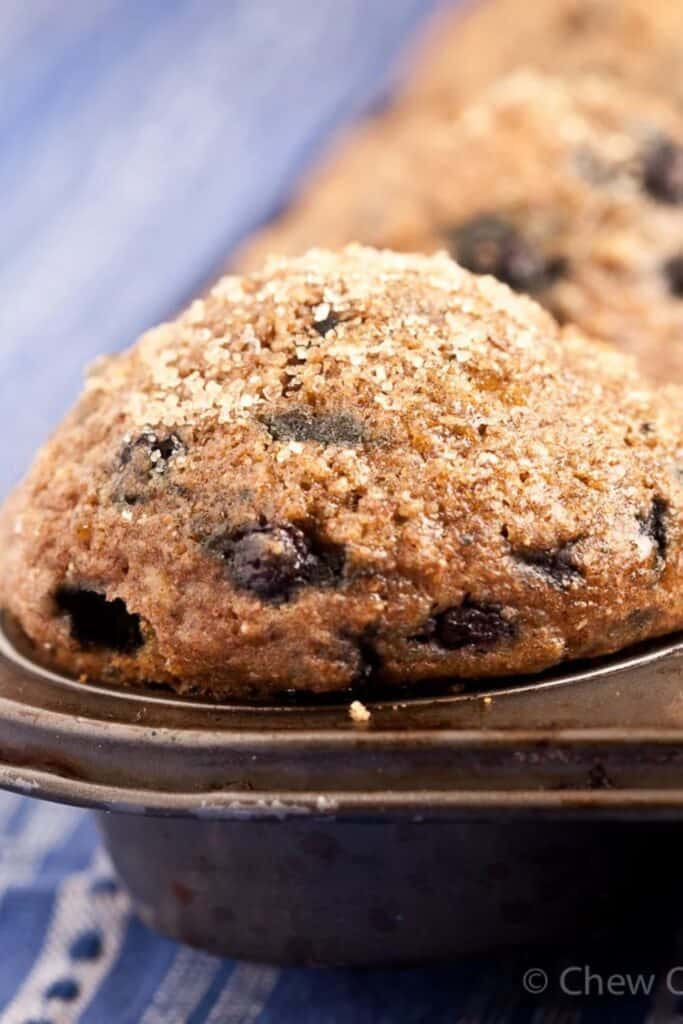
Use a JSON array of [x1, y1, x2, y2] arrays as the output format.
[[0, 2, 676, 1020]]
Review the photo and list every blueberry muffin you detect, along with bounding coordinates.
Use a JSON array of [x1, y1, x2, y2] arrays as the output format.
[[405, 0, 683, 113], [2, 246, 683, 698], [236, 72, 683, 384]]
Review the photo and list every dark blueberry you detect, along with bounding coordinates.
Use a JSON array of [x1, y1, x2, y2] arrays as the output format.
[[55, 587, 143, 653], [664, 254, 683, 297], [45, 978, 80, 1001], [115, 430, 184, 504], [643, 139, 683, 204], [416, 599, 515, 651], [209, 523, 344, 601], [119, 430, 184, 468], [227, 526, 308, 599], [515, 544, 582, 588], [638, 496, 668, 564], [312, 308, 341, 336], [448, 215, 565, 292], [262, 410, 366, 446], [69, 930, 103, 961], [354, 634, 383, 683]]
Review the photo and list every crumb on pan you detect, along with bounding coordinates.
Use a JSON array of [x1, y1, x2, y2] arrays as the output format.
[[349, 699, 371, 723]]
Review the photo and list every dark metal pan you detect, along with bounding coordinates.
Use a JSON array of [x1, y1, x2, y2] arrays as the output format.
[[2, 612, 683, 965]]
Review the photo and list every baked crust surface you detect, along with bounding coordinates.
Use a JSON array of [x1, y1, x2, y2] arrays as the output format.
[[2, 246, 682, 697]]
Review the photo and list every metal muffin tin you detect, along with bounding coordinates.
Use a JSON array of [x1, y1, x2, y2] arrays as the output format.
[[2, 612, 683, 965]]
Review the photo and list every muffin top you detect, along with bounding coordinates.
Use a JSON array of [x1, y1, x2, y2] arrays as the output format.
[[2, 246, 683, 697], [236, 72, 683, 384]]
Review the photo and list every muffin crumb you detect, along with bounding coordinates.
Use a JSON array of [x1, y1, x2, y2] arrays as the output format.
[[349, 699, 371, 724]]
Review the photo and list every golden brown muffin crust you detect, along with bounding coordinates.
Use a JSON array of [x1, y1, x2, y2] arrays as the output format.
[[2, 246, 683, 697]]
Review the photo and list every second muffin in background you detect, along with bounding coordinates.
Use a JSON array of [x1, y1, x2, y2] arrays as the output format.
[[404, 0, 683, 114], [236, 72, 683, 384]]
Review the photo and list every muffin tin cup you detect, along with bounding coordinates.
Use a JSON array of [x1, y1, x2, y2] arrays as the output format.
[[3, 613, 683, 965]]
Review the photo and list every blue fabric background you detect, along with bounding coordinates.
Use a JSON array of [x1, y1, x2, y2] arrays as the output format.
[[0, 2, 676, 1020], [0, 0, 438, 498]]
